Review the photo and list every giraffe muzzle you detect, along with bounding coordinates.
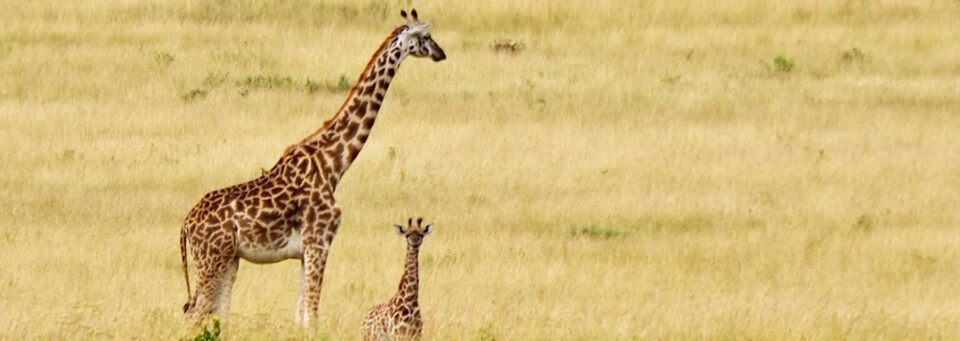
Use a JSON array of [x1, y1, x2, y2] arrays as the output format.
[[430, 45, 446, 62]]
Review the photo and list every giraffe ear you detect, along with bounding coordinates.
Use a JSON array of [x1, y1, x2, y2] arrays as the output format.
[[423, 224, 433, 235], [394, 224, 405, 235]]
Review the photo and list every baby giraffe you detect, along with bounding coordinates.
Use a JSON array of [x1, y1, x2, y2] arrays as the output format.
[[362, 218, 433, 341]]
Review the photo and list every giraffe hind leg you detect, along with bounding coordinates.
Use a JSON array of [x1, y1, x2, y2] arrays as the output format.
[[216, 257, 240, 337], [183, 295, 197, 313], [186, 251, 235, 326]]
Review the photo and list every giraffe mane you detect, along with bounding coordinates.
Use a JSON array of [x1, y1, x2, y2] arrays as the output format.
[[298, 25, 405, 146], [336, 25, 404, 109]]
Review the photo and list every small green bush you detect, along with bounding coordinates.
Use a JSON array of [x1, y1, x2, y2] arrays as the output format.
[[841, 47, 866, 63], [189, 319, 220, 341], [154, 51, 175, 67], [570, 225, 626, 239], [181, 88, 208, 101], [336, 73, 351, 91], [773, 55, 794, 73], [661, 73, 682, 85]]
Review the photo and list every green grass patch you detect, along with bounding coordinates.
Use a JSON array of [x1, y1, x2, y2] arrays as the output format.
[[188, 319, 220, 341], [841, 47, 866, 63], [181, 88, 208, 102], [570, 224, 627, 239], [773, 55, 795, 73]]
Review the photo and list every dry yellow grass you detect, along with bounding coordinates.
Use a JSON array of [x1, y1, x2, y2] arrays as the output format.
[[2, 0, 960, 339]]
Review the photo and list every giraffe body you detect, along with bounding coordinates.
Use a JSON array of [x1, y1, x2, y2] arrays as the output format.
[[362, 218, 433, 341], [179, 9, 445, 328]]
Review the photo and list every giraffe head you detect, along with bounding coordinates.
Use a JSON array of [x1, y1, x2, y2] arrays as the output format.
[[394, 217, 433, 248], [396, 9, 446, 62]]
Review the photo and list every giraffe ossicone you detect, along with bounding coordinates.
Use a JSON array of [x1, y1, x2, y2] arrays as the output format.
[[362, 218, 433, 341], [178, 9, 445, 329]]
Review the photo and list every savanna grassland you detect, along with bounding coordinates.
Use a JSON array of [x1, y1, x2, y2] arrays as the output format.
[[2, 0, 960, 339]]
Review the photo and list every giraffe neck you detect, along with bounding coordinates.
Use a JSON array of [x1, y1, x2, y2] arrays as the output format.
[[396, 244, 420, 305], [302, 27, 407, 185]]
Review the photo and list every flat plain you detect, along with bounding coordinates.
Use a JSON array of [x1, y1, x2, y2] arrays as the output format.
[[1, 0, 960, 339]]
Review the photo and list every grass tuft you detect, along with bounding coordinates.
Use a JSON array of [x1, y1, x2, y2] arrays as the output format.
[[841, 47, 866, 63], [475, 323, 498, 341], [335, 73, 351, 92], [853, 213, 875, 232], [773, 55, 795, 73], [181, 88, 208, 102], [238, 75, 296, 91], [188, 319, 220, 341], [661, 73, 683, 85], [570, 224, 627, 239], [154, 51, 175, 67], [202, 71, 230, 88], [492, 39, 525, 54]]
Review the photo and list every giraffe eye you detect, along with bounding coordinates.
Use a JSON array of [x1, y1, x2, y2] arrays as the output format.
[[424, 34, 431, 40]]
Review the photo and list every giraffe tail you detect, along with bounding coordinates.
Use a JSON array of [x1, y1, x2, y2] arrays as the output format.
[[180, 222, 195, 313]]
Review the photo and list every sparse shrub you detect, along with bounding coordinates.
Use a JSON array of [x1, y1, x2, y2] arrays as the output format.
[[854, 213, 875, 232], [57, 149, 83, 162], [154, 50, 175, 67], [305, 78, 322, 94], [387, 146, 398, 160], [336, 73, 351, 92], [202, 71, 229, 88], [912, 251, 937, 266], [475, 324, 497, 341], [570, 225, 625, 239], [773, 55, 794, 73], [344, 281, 367, 295], [237, 74, 354, 95], [841, 47, 866, 63], [661, 73, 682, 85], [189, 319, 220, 341], [303, 73, 351, 93], [303, 73, 352, 94], [238, 75, 295, 91], [492, 39, 524, 54], [181, 88, 208, 101], [186, 71, 350, 98], [911, 251, 939, 279], [422, 252, 460, 267]]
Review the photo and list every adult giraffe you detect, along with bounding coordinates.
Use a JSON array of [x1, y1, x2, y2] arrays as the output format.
[[179, 9, 445, 327]]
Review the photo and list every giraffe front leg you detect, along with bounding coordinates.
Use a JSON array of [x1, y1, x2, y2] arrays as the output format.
[[300, 243, 330, 327], [299, 206, 341, 327]]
